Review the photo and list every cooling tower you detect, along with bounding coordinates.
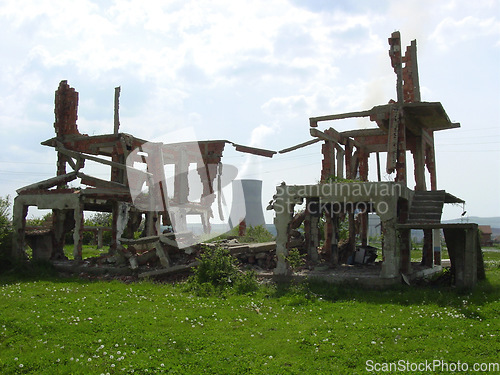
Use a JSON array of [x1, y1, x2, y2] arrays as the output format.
[[228, 179, 266, 228]]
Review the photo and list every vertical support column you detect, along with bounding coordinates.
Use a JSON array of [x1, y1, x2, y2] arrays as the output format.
[[433, 228, 441, 266], [425, 145, 437, 191], [321, 139, 334, 181], [97, 228, 103, 249], [380, 218, 399, 278], [389, 31, 404, 104], [273, 186, 293, 276], [331, 212, 339, 265], [344, 140, 353, 179], [323, 214, 334, 262], [198, 161, 218, 233], [304, 198, 320, 263], [73, 203, 84, 261], [395, 113, 407, 185], [376, 152, 382, 182], [348, 208, 356, 255], [336, 149, 344, 179], [11, 197, 28, 259], [147, 143, 169, 230], [443, 226, 478, 288], [116, 202, 130, 246], [359, 151, 369, 247], [399, 228, 411, 274], [398, 199, 411, 274], [113, 86, 121, 134], [413, 135, 426, 191], [422, 229, 433, 267], [52, 209, 67, 259], [54, 80, 79, 188]]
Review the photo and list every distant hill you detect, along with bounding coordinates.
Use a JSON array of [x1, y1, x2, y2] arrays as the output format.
[[443, 216, 500, 228], [443, 216, 500, 237]]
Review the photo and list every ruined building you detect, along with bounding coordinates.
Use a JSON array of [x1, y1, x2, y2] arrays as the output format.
[[11, 31, 483, 287], [270, 32, 483, 287]]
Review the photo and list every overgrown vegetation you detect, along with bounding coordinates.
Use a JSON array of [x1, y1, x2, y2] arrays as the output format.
[[0, 196, 12, 273], [187, 246, 259, 296], [0, 265, 498, 374], [212, 224, 274, 243], [286, 248, 305, 271]]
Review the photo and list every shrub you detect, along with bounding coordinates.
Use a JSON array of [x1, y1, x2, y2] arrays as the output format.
[[234, 269, 259, 294], [244, 225, 274, 243], [194, 246, 239, 287], [0, 196, 13, 273], [286, 248, 305, 271], [190, 246, 259, 295]]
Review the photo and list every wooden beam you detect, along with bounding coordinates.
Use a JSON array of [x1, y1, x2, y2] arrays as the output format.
[[309, 109, 373, 127], [16, 172, 78, 194], [279, 138, 320, 154], [114, 86, 121, 134], [310, 128, 366, 152], [77, 172, 128, 190], [232, 143, 276, 158], [56, 145, 152, 177], [310, 128, 343, 146], [341, 128, 386, 138]]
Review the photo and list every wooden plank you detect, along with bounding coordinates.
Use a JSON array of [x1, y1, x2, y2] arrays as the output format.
[[77, 172, 128, 190], [56, 145, 127, 170], [155, 241, 171, 268], [114, 86, 120, 134], [138, 261, 199, 279], [56, 145, 152, 177], [310, 128, 342, 148], [341, 128, 386, 138], [16, 172, 78, 194], [232, 143, 276, 158], [309, 109, 373, 127], [120, 236, 160, 245], [279, 138, 320, 154]]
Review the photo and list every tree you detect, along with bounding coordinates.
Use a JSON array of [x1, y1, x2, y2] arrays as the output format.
[[0, 196, 13, 270]]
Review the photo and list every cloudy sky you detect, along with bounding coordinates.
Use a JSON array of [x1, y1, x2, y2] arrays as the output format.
[[0, 0, 499, 223]]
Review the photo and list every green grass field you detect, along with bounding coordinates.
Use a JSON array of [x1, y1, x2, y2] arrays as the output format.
[[0, 250, 499, 374]]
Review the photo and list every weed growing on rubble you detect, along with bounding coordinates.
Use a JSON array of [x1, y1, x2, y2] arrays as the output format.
[[187, 246, 259, 296]]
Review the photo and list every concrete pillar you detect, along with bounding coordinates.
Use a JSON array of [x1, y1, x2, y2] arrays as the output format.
[[348, 209, 356, 255], [11, 197, 28, 259], [52, 209, 67, 259], [97, 228, 103, 249], [422, 229, 433, 267], [116, 202, 130, 244], [444, 226, 478, 288], [398, 199, 411, 274], [331, 213, 339, 265], [412, 136, 426, 191], [399, 228, 412, 274], [380, 219, 400, 278], [273, 188, 293, 276], [73, 204, 84, 260], [304, 198, 320, 263], [433, 228, 441, 266], [323, 215, 334, 263]]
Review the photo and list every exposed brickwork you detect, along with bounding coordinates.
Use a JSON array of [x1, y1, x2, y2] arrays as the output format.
[[54, 80, 80, 137]]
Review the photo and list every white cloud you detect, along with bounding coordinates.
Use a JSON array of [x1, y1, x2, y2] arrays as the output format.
[[431, 16, 500, 48]]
